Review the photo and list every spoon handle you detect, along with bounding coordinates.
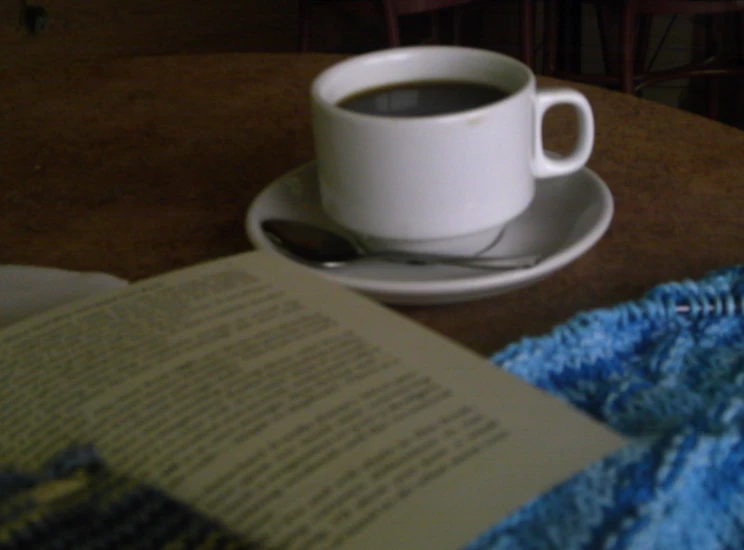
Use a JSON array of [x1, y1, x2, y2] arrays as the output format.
[[375, 252, 542, 270]]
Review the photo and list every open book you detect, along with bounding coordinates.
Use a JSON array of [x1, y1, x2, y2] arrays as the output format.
[[0, 251, 625, 549]]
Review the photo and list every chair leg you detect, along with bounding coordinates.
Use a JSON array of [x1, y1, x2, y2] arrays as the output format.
[[595, 1, 616, 76], [706, 14, 723, 120], [635, 14, 652, 73], [430, 9, 442, 44], [520, 0, 535, 69], [298, 0, 312, 52], [543, 0, 558, 74], [381, 0, 401, 46], [739, 12, 744, 125], [620, 0, 637, 94], [452, 7, 463, 45], [739, 10, 744, 63]]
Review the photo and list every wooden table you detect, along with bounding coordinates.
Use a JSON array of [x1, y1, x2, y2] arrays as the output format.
[[2, 53, 743, 355]]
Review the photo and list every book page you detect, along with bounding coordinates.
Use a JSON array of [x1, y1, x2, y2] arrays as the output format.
[[0, 251, 625, 549]]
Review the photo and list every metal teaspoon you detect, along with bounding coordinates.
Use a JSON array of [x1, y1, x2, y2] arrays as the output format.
[[260, 219, 541, 270]]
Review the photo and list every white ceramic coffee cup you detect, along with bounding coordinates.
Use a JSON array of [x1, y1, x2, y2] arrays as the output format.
[[311, 46, 594, 255]]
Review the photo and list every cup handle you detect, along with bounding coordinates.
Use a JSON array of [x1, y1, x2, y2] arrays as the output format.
[[532, 88, 595, 179]]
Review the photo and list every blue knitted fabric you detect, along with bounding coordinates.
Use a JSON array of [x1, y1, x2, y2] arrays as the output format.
[[467, 265, 744, 550]]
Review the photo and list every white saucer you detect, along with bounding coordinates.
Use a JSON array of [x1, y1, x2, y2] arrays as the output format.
[[245, 162, 614, 305]]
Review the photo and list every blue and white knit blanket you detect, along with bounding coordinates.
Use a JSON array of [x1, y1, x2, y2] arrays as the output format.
[[469, 265, 744, 549]]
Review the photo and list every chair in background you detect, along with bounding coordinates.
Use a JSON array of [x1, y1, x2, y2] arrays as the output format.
[[542, 0, 744, 119], [298, 0, 537, 68]]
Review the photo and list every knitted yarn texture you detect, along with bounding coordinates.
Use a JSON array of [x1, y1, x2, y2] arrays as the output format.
[[468, 266, 744, 550]]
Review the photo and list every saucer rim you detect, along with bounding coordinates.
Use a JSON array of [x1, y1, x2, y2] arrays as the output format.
[[245, 161, 614, 301]]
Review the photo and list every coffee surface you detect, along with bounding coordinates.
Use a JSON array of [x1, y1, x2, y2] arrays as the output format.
[[338, 80, 510, 117]]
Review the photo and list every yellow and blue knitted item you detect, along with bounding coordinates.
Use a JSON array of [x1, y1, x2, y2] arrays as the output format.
[[0, 446, 256, 549], [469, 265, 744, 549]]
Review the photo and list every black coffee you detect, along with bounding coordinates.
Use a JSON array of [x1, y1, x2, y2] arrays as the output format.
[[338, 80, 510, 117]]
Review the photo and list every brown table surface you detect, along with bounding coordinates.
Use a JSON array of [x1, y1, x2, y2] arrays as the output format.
[[2, 53, 743, 355]]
